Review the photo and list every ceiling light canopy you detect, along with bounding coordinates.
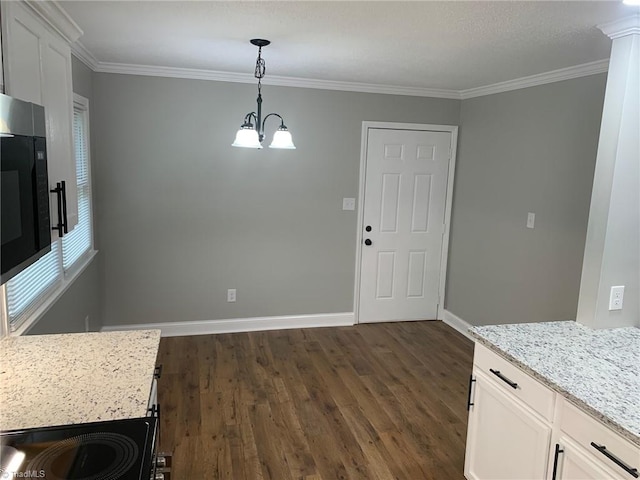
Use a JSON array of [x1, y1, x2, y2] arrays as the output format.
[[232, 39, 296, 150]]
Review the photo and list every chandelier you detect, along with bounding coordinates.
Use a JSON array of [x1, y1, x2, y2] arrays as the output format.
[[232, 39, 296, 149]]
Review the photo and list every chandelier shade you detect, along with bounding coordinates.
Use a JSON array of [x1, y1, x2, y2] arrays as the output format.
[[269, 127, 296, 149], [232, 39, 296, 150], [232, 124, 262, 148]]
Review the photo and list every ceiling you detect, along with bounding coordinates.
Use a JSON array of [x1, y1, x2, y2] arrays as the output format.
[[59, 1, 637, 96]]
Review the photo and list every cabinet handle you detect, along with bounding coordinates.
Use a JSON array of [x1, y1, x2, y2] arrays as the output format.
[[551, 443, 564, 480], [489, 368, 518, 389], [50, 182, 64, 237], [60, 180, 68, 234], [590, 442, 639, 478], [467, 375, 476, 410], [154, 364, 163, 379]]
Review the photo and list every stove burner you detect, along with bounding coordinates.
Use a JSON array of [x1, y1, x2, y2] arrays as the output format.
[[26, 432, 139, 480]]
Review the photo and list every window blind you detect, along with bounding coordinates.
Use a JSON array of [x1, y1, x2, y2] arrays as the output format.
[[62, 108, 92, 269], [7, 242, 62, 331]]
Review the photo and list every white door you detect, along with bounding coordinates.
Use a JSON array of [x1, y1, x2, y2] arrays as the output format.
[[359, 127, 451, 323], [465, 370, 552, 480]]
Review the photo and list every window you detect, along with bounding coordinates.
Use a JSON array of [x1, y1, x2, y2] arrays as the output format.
[[3, 94, 94, 333], [62, 102, 93, 269]]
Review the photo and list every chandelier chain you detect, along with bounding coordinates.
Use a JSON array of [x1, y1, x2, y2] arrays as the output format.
[[255, 46, 266, 95]]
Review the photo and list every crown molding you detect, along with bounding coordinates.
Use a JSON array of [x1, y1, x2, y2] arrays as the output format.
[[71, 42, 99, 71], [92, 61, 462, 99], [24, 0, 83, 44], [459, 59, 609, 99], [76, 46, 609, 101], [598, 13, 640, 39]]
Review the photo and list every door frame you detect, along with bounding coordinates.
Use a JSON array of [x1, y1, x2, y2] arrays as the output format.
[[353, 121, 459, 324]]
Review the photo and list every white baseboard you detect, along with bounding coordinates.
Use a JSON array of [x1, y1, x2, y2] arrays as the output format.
[[442, 309, 474, 340], [101, 312, 355, 337]]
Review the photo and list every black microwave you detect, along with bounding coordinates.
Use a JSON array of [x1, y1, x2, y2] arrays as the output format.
[[1, 93, 52, 284]]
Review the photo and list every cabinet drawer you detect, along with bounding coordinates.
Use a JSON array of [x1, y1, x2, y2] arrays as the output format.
[[473, 343, 555, 421], [559, 399, 640, 479]]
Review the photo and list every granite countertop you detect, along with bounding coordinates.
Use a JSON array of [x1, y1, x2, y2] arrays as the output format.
[[0, 329, 161, 431], [470, 321, 640, 447]]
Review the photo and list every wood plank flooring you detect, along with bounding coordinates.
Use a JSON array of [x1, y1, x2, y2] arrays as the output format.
[[157, 320, 474, 479]]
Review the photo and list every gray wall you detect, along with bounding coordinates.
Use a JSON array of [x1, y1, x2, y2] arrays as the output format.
[[71, 56, 93, 100], [30, 66, 609, 331], [27, 56, 103, 334], [92, 73, 460, 326], [445, 74, 607, 325]]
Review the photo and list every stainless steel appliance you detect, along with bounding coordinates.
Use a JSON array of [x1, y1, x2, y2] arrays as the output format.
[[1, 93, 52, 284]]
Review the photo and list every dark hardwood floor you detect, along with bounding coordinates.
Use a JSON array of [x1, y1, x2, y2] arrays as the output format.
[[157, 320, 474, 479]]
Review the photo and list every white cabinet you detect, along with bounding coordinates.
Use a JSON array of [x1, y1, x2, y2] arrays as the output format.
[[1, 1, 81, 236], [550, 398, 639, 480], [465, 343, 640, 480], [465, 346, 553, 480], [551, 435, 626, 480]]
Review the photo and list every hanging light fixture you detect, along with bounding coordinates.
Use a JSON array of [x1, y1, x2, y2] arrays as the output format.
[[232, 39, 296, 149]]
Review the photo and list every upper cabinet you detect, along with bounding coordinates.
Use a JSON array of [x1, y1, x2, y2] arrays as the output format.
[[1, 1, 82, 237]]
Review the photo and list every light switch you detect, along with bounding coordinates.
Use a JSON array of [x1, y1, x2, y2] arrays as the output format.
[[527, 212, 535, 229], [342, 198, 356, 211]]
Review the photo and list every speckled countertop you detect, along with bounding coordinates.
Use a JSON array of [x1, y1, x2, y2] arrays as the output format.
[[0, 329, 161, 431], [470, 321, 640, 447]]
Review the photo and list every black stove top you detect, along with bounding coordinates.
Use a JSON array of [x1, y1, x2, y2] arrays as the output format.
[[1, 416, 157, 480]]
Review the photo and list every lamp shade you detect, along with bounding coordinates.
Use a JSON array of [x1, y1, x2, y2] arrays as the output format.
[[269, 128, 296, 149], [232, 126, 262, 148]]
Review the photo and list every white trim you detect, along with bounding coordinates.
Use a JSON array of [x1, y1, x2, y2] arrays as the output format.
[[101, 312, 355, 337], [0, 285, 8, 338], [354, 122, 458, 325], [438, 127, 458, 320], [442, 309, 474, 341], [459, 59, 609, 99], [69, 39, 610, 100], [71, 42, 99, 71], [23, 0, 83, 44], [353, 124, 369, 325], [598, 13, 640, 40], [92, 60, 461, 99]]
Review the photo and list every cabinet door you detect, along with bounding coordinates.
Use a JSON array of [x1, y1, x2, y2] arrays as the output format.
[[1, 2, 44, 104], [465, 369, 552, 480], [1, 1, 78, 235], [554, 436, 625, 480], [41, 31, 78, 232]]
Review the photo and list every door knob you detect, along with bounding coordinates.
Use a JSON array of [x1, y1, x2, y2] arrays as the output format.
[[364, 239, 372, 246], [365, 225, 372, 232]]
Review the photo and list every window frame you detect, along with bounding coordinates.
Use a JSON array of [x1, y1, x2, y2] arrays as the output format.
[[62, 94, 95, 276]]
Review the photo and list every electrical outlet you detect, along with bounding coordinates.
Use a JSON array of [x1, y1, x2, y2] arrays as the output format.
[[609, 286, 624, 311], [227, 289, 237, 303], [527, 212, 535, 229]]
